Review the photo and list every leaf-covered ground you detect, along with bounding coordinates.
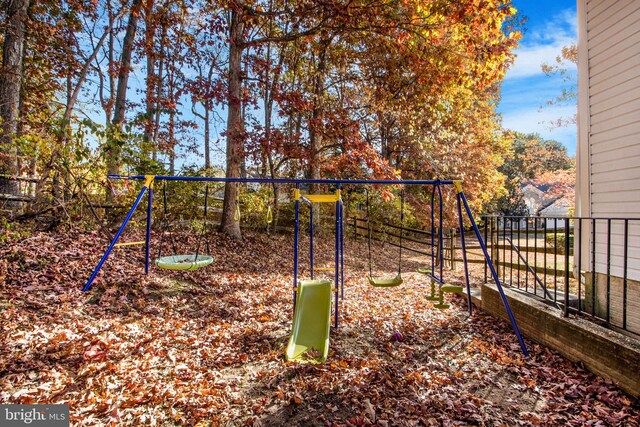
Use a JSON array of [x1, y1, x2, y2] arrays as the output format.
[[1, 227, 639, 426]]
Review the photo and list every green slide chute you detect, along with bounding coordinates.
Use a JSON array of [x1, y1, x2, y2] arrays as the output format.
[[286, 279, 332, 363]]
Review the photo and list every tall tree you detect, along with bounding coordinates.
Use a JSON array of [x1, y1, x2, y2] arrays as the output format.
[[219, 0, 331, 240], [183, 2, 226, 171], [219, 4, 244, 239], [105, 0, 143, 202], [0, 0, 30, 206], [142, 0, 157, 157], [500, 132, 573, 182]]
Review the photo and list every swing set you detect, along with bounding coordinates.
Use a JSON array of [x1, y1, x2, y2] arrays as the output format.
[[82, 175, 530, 360]]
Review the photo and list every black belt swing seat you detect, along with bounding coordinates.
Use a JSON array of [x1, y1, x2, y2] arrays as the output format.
[[366, 189, 405, 287]]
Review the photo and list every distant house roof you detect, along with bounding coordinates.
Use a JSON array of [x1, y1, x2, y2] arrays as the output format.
[[521, 182, 571, 216], [521, 183, 547, 215], [539, 197, 572, 216], [521, 183, 544, 197]]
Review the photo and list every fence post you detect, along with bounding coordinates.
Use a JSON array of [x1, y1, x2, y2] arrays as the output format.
[[353, 217, 357, 239], [564, 219, 570, 317], [495, 217, 501, 282], [435, 226, 440, 267], [484, 217, 490, 283]]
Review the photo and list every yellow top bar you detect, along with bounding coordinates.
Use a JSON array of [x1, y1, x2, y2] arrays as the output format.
[[305, 194, 338, 203], [304, 190, 341, 203], [293, 189, 341, 202], [453, 180, 463, 194]]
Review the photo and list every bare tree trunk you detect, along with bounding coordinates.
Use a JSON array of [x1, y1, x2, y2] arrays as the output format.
[[220, 6, 244, 240], [192, 61, 216, 170], [204, 59, 216, 170], [168, 109, 175, 174], [191, 94, 212, 169], [204, 105, 211, 169], [307, 35, 330, 233], [143, 0, 156, 159], [152, 24, 167, 163], [0, 0, 30, 207], [308, 35, 330, 194], [106, 0, 143, 201], [240, 58, 248, 179]]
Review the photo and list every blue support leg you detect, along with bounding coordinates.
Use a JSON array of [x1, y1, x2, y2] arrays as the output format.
[[431, 186, 436, 274], [437, 181, 444, 283], [334, 186, 340, 328], [340, 200, 345, 300], [293, 184, 300, 310], [310, 203, 314, 280], [456, 190, 472, 315], [83, 183, 150, 292], [145, 185, 154, 274], [459, 189, 529, 357]]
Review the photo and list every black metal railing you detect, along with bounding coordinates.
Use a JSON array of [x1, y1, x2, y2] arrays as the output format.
[[351, 218, 486, 265], [350, 214, 639, 337], [351, 217, 434, 257], [481, 215, 639, 338]]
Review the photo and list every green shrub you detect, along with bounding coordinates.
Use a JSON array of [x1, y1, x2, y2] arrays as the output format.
[[545, 232, 574, 255]]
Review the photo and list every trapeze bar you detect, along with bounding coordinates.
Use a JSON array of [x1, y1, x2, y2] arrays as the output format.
[[107, 174, 456, 186], [114, 241, 146, 247]]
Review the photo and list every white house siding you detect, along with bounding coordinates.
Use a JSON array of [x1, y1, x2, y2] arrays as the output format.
[[584, 0, 640, 284]]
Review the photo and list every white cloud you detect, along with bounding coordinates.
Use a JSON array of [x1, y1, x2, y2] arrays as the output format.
[[501, 104, 577, 154], [505, 9, 577, 80]]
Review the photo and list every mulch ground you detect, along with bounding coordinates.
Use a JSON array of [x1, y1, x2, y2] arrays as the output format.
[[1, 226, 639, 426]]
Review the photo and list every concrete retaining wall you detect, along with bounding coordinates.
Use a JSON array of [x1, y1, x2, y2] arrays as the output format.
[[584, 272, 640, 336], [481, 283, 640, 398]]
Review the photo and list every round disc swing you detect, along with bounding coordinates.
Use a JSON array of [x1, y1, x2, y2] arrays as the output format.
[[366, 189, 405, 287], [155, 182, 214, 271]]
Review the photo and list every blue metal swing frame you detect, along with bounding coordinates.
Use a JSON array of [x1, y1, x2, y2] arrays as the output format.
[[82, 174, 529, 357]]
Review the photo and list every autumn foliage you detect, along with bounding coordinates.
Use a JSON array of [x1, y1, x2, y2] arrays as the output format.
[[0, 0, 522, 232]]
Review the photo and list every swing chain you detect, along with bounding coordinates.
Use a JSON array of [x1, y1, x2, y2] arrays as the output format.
[[398, 189, 404, 275], [234, 199, 241, 221], [366, 189, 373, 278], [157, 181, 178, 259], [266, 203, 273, 224], [193, 184, 210, 260]]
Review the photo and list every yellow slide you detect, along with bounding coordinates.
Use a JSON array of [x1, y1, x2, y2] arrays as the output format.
[[285, 279, 333, 363]]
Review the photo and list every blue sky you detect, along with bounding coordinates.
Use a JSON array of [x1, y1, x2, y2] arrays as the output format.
[[498, 0, 578, 155]]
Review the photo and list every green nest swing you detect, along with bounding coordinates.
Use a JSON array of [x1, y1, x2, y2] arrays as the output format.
[[155, 182, 215, 272], [155, 254, 213, 271]]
